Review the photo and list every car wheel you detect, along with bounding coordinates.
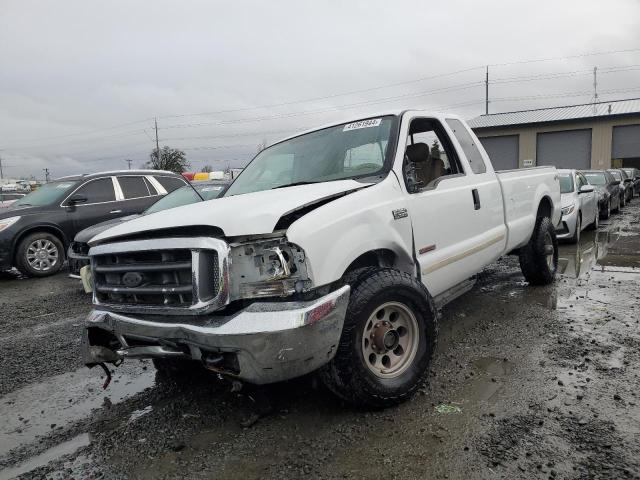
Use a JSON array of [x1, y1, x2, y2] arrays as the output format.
[[320, 268, 437, 408], [519, 216, 558, 285], [15, 232, 64, 277], [601, 200, 611, 220], [587, 209, 599, 231], [568, 213, 581, 244]]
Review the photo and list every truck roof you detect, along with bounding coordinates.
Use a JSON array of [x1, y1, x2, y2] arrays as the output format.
[[271, 109, 464, 149]]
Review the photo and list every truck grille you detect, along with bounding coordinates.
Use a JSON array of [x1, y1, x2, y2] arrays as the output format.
[[90, 237, 229, 315]]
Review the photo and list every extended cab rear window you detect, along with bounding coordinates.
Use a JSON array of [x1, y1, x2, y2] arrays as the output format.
[[445, 118, 487, 174]]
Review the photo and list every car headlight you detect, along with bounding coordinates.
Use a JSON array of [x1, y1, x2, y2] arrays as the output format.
[[229, 237, 312, 300], [561, 205, 575, 216], [0, 216, 21, 233]]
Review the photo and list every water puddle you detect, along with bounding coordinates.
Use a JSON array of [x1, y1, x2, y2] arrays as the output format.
[[0, 433, 90, 480], [0, 364, 154, 456], [473, 356, 514, 376]]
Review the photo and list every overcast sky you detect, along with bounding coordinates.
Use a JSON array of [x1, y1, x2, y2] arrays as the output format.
[[1, 0, 639, 180]]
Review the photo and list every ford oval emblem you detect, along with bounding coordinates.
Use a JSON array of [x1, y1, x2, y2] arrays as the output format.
[[122, 271, 144, 288]]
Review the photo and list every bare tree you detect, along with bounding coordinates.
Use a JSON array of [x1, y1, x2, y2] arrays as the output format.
[[201, 165, 213, 173], [145, 146, 190, 173], [256, 139, 268, 153]]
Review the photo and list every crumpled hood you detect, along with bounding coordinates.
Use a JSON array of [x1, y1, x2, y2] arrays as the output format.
[[90, 179, 373, 244], [75, 215, 140, 243]]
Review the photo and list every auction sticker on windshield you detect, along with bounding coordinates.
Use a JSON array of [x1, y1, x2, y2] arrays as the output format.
[[343, 119, 381, 131]]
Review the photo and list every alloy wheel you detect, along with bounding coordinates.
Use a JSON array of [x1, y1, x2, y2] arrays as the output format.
[[26, 239, 59, 272]]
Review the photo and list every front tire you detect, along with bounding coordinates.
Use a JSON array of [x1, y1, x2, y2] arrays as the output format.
[[320, 268, 437, 408], [600, 200, 611, 220], [519, 216, 558, 285], [15, 232, 64, 277], [568, 213, 581, 244], [587, 209, 599, 231]]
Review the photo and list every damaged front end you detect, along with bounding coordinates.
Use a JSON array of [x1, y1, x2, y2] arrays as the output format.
[[82, 234, 350, 385]]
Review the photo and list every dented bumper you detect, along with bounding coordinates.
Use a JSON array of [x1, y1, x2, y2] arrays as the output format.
[[82, 286, 349, 384]]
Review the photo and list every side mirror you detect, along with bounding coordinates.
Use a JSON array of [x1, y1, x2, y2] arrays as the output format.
[[578, 185, 594, 194], [68, 193, 88, 205]]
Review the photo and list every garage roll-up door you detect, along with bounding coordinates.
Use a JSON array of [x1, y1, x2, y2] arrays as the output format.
[[536, 129, 592, 169], [612, 124, 640, 159], [479, 135, 519, 170]]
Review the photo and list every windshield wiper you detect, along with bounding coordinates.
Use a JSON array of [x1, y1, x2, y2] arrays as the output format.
[[271, 181, 320, 190]]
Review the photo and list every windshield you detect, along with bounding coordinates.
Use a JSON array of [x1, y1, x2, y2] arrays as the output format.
[[12, 181, 77, 207], [583, 173, 606, 186], [609, 170, 622, 181], [224, 116, 398, 196], [144, 183, 226, 214], [558, 174, 574, 193], [623, 168, 635, 178]]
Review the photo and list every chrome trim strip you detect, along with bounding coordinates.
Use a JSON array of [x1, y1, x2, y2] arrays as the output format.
[[422, 233, 505, 274]]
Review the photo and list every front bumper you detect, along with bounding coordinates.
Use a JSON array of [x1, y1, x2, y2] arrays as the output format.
[[556, 209, 578, 239], [82, 285, 350, 384], [67, 243, 89, 276]]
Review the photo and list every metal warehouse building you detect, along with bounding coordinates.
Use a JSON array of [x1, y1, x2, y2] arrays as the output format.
[[468, 98, 640, 171]]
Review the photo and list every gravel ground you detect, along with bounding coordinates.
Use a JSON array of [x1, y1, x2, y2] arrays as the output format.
[[1, 204, 639, 480]]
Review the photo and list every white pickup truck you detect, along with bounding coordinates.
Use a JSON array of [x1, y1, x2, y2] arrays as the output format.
[[82, 110, 561, 407]]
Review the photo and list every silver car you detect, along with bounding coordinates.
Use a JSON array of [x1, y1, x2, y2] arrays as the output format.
[[556, 169, 599, 243]]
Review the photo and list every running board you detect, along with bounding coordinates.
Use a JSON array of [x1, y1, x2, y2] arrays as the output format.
[[433, 277, 476, 311]]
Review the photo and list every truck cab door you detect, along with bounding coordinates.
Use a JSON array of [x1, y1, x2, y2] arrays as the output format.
[[400, 116, 506, 297]]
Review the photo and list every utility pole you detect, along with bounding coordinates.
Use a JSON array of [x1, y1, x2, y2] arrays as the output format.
[[593, 66, 598, 114], [43, 168, 50, 182], [0, 155, 4, 181], [154, 118, 161, 162], [125, 159, 132, 170], [485, 65, 489, 115]]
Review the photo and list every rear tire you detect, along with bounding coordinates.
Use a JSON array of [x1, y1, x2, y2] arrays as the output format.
[[320, 268, 437, 408], [519, 216, 558, 285], [15, 232, 64, 277]]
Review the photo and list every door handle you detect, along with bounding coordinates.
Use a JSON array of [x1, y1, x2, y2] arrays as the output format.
[[110, 210, 122, 214], [472, 189, 481, 210]]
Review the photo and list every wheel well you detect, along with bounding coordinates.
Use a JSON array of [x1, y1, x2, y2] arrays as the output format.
[[344, 249, 398, 275], [536, 196, 553, 219], [12, 227, 67, 264]]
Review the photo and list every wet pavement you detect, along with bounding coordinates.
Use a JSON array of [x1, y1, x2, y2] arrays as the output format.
[[1, 203, 639, 479]]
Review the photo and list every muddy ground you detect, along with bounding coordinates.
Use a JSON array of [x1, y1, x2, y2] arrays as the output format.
[[1, 204, 639, 480]]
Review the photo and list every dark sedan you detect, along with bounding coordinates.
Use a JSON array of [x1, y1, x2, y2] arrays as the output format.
[[607, 169, 633, 205], [0, 170, 187, 277], [581, 170, 621, 219], [622, 168, 640, 197], [68, 180, 229, 276]]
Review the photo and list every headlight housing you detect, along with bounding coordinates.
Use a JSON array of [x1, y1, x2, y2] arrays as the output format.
[[561, 205, 575, 216], [0, 216, 21, 233], [229, 236, 312, 300]]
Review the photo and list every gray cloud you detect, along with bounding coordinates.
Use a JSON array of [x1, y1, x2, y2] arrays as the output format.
[[1, 0, 639, 179]]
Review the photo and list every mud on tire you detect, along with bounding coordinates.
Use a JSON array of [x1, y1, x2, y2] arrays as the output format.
[[519, 216, 558, 285], [320, 268, 437, 408]]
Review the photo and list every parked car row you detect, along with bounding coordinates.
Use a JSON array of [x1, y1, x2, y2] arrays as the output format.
[[0, 170, 189, 277], [556, 167, 638, 244]]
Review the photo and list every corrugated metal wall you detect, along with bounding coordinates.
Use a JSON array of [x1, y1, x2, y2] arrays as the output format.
[[536, 129, 592, 169], [479, 135, 519, 170], [612, 124, 640, 159]]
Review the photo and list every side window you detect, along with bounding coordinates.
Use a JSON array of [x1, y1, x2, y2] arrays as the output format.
[[73, 178, 116, 204], [403, 118, 463, 193], [155, 176, 187, 193], [117, 176, 150, 199], [445, 118, 487, 174]]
